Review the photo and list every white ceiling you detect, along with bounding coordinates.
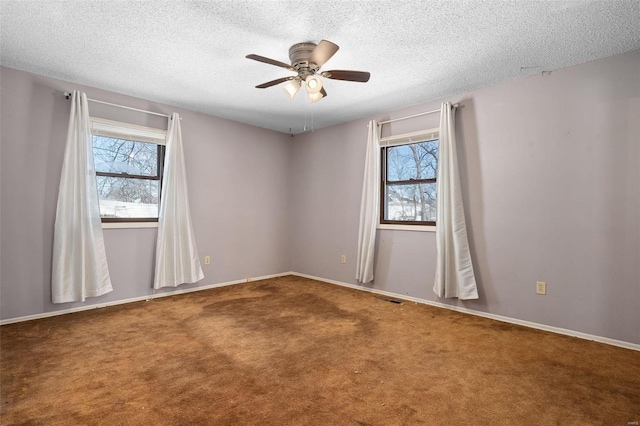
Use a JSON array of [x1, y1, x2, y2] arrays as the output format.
[[1, 1, 639, 134]]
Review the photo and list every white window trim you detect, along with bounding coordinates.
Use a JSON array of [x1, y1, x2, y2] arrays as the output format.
[[91, 117, 167, 145], [377, 224, 436, 232], [380, 127, 439, 232], [379, 128, 439, 147], [102, 222, 159, 229]]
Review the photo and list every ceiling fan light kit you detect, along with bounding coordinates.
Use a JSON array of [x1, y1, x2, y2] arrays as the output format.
[[308, 91, 324, 103], [305, 75, 323, 94], [247, 39, 370, 103], [282, 79, 301, 99]]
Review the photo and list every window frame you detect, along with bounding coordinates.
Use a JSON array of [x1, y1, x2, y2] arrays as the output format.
[[380, 128, 439, 228], [90, 117, 167, 224]]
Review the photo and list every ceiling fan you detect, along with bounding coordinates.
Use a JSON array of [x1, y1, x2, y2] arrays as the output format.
[[246, 40, 371, 103]]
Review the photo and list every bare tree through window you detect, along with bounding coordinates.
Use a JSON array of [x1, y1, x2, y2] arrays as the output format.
[[93, 135, 163, 220], [382, 139, 438, 225]]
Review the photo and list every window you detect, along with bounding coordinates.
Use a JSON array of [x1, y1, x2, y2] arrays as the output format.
[[380, 129, 438, 226], [91, 118, 166, 222]]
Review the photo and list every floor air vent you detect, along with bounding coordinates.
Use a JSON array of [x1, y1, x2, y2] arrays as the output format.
[[376, 296, 403, 305]]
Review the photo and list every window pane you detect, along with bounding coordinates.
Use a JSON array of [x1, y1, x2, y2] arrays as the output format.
[[387, 140, 438, 181], [385, 183, 436, 222], [93, 135, 158, 177], [96, 176, 159, 218]]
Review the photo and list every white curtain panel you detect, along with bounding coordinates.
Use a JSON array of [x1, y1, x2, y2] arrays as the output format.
[[52, 91, 113, 303], [433, 103, 479, 300], [356, 120, 381, 283], [154, 113, 204, 289]]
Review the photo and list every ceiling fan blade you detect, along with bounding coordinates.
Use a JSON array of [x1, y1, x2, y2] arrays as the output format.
[[256, 76, 294, 89], [308, 40, 339, 68], [246, 54, 295, 71], [321, 70, 370, 82], [320, 87, 327, 97]]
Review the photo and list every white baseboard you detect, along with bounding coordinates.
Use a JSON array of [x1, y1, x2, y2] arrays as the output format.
[[290, 272, 640, 352], [0, 272, 290, 326]]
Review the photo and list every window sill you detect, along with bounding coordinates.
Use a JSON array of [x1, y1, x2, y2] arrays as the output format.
[[377, 224, 436, 232], [102, 222, 158, 229]]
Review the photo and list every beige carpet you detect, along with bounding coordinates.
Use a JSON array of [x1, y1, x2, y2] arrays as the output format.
[[2, 276, 639, 425]]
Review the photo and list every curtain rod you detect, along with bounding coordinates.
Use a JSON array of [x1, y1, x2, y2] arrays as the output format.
[[64, 92, 171, 119], [378, 103, 459, 126]]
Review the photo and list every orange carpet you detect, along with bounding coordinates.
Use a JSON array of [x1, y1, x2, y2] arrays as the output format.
[[2, 276, 639, 425]]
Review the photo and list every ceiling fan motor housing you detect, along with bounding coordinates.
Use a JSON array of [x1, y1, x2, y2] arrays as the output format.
[[289, 42, 318, 77]]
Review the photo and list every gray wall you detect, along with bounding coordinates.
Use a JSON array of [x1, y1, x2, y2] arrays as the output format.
[[0, 66, 292, 320], [290, 49, 640, 344], [2, 49, 639, 345]]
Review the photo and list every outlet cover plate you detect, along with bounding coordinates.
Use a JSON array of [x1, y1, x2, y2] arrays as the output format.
[[536, 281, 546, 295]]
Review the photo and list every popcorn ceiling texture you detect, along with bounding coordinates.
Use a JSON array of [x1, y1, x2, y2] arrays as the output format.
[[1, 0, 639, 134]]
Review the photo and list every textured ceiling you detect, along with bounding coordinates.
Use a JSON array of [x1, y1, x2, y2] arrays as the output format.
[[1, 1, 639, 134]]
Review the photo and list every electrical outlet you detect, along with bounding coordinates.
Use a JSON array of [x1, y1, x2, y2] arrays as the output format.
[[204, 256, 211, 265], [341, 255, 347, 264], [536, 281, 546, 295]]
